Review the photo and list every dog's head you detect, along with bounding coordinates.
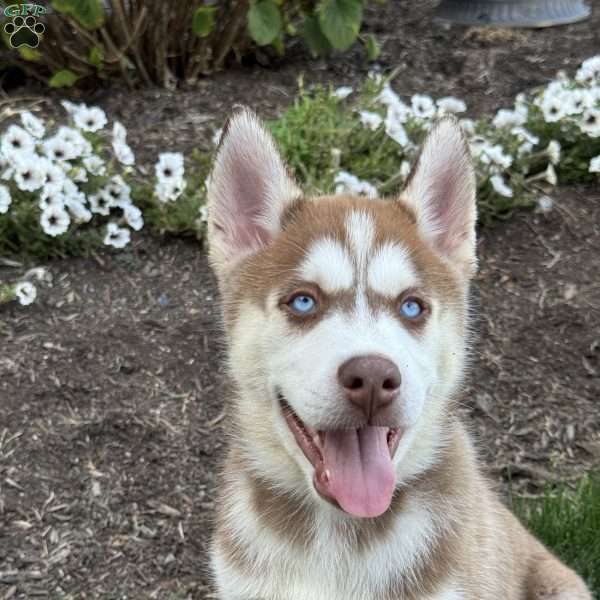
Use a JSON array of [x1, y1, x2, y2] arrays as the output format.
[[208, 109, 476, 519]]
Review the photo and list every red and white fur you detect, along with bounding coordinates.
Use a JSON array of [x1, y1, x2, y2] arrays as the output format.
[[206, 109, 591, 600]]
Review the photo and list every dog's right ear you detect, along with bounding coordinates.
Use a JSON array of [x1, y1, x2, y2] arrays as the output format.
[[207, 108, 300, 282]]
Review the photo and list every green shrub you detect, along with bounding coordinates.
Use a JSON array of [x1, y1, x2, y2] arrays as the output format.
[[1, 0, 377, 88]]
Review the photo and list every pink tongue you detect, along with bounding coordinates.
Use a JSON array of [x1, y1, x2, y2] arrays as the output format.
[[321, 427, 396, 518]]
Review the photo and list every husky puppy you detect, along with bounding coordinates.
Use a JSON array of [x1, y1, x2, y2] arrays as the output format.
[[206, 109, 591, 600]]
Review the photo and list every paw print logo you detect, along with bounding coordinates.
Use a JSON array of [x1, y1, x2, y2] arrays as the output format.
[[4, 15, 45, 49]]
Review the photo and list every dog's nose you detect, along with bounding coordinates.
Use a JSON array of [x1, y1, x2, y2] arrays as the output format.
[[338, 355, 401, 420]]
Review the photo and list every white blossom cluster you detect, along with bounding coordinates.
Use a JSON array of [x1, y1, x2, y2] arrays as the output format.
[[331, 55, 600, 202], [0, 101, 187, 251]]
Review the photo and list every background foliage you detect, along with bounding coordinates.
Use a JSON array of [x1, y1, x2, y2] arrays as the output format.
[[1, 0, 377, 88]]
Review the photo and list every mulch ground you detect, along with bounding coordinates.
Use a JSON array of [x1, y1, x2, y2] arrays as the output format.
[[1, 1, 600, 598]]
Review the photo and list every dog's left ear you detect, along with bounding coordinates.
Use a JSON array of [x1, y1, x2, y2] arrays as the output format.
[[402, 118, 477, 278], [207, 107, 300, 282]]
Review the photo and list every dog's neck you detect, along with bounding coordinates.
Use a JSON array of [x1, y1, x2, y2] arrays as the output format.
[[215, 416, 480, 599]]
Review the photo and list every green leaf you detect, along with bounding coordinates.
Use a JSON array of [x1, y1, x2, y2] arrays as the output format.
[[301, 14, 332, 57], [272, 34, 285, 56], [88, 45, 103, 68], [364, 33, 381, 61], [192, 6, 217, 38], [48, 69, 79, 87], [18, 47, 42, 62], [248, 0, 282, 46], [52, 0, 105, 30], [318, 0, 363, 51]]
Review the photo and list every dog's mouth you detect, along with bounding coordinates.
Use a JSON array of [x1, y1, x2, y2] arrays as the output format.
[[279, 395, 402, 519]]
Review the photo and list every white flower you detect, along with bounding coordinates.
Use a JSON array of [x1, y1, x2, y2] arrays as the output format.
[[575, 56, 600, 84], [333, 86, 353, 100], [199, 204, 209, 223], [511, 127, 538, 155], [40, 159, 66, 194], [64, 197, 92, 223], [71, 166, 88, 183], [511, 127, 539, 146], [385, 101, 411, 125], [1, 125, 35, 158], [579, 108, 600, 137], [20, 111, 45, 138], [514, 93, 529, 120], [589, 156, 600, 173], [546, 141, 561, 165], [88, 191, 113, 215], [518, 142, 534, 157], [15, 281, 36, 306], [113, 121, 127, 144], [83, 155, 106, 176], [113, 140, 135, 166], [43, 135, 74, 162], [542, 80, 567, 100], [212, 128, 223, 146], [61, 178, 85, 204], [436, 97, 467, 114], [400, 160, 411, 178], [541, 94, 566, 123], [459, 118, 476, 136], [376, 84, 401, 107], [490, 174, 513, 197], [104, 222, 131, 249], [40, 205, 70, 236], [105, 175, 132, 208], [385, 118, 409, 147], [0, 185, 11, 213], [123, 204, 144, 231], [536, 195, 554, 213], [13, 155, 45, 192], [359, 110, 383, 130], [544, 163, 557, 186], [73, 105, 107, 132], [39, 188, 66, 211], [155, 152, 184, 182], [469, 136, 489, 159], [411, 94, 436, 119], [61, 99, 83, 115], [563, 89, 593, 115], [154, 178, 186, 203], [493, 109, 526, 128], [483, 144, 513, 170], [55, 126, 92, 157], [334, 171, 377, 198], [24, 267, 51, 283]]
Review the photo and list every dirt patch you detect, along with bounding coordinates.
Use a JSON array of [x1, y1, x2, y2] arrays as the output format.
[[1, 185, 599, 599]]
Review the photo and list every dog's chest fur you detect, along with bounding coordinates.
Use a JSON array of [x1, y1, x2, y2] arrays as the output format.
[[211, 427, 500, 600]]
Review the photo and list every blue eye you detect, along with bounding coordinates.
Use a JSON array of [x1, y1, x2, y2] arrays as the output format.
[[400, 298, 423, 319], [289, 294, 317, 315]]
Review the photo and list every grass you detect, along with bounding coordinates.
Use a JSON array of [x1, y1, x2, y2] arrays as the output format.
[[514, 474, 600, 598]]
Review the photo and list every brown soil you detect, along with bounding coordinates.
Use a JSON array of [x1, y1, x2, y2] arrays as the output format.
[[1, 1, 599, 598]]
